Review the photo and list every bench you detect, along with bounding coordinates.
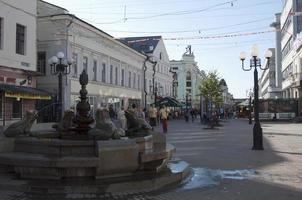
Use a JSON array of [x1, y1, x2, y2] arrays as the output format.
[[259, 113, 273, 120]]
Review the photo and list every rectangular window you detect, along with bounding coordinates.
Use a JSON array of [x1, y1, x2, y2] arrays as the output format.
[[149, 80, 152, 93], [121, 69, 125, 86], [128, 71, 131, 88], [0, 18, 3, 49], [72, 53, 78, 77], [12, 99, 22, 118], [110, 65, 113, 84], [83, 56, 88, 72], [133, 73, 136, 89], [37, 52, 46, 75], [138, 74, 140, 90], [102, 63, 106, 83], [93, 60, 97, 81], [115, 67, 118, 85], [16, 24, 26, 55]]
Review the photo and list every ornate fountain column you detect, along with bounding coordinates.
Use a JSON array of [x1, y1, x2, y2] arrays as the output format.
[[73, 70, 94, 134]]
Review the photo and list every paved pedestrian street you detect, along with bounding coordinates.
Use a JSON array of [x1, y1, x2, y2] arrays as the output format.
[[1, 119, 302, 199]]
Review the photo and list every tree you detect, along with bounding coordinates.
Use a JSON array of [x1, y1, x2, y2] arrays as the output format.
[[198, 71, 223, 116]]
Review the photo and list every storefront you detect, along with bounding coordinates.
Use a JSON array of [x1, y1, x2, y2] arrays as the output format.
[[0, 84, 51, 126], [69, 79, 142, 113]]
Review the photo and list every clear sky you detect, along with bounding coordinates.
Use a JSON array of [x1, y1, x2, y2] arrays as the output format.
[[45, 0, 284, 98]]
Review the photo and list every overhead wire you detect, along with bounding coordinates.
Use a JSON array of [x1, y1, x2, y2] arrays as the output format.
[[101, 18, 272, 33]]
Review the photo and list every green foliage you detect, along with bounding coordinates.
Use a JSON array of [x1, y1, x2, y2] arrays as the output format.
[[198, 70, 223, 107]]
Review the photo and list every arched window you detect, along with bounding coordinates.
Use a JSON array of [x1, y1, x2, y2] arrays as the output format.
[[186, 71, 191, 81], [186, 71, 192, 87]]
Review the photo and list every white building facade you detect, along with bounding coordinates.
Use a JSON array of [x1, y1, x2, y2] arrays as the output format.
[[119, 36, 173, 107], [280, 0, 302, 98], [260, 48, 283, 99], [37, 1, 146, 115], [0, 0, 50, 125], [170, 47, 203, 109]]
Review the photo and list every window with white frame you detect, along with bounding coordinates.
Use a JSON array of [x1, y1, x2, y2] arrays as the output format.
[[115, 67, 118, 85], [133, 73, 136, 89], [16, 24, 26, 55], [121, 69, 125, 86], [128, 71, 131, 88], [37, 52, 46, 75], [110, 65, 113, 84], [72, 53, 78, 77], [149, 80, 152, 93], [83, 56, 88, 72], [102, 63, 106, 82], [93, 60, 97, 81]]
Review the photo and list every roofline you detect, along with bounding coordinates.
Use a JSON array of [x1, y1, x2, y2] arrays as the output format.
[[38, 0, 69, 12], [38, 14, 147, 59], [38, 13, 113, 38], [119, 36, 162, 39]]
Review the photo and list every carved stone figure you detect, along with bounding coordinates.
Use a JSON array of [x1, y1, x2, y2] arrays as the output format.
[[52, 110, 76, 133], [3, 110, 38, 137], [125, 110, 152, 137], [88, 108, 125, 140]]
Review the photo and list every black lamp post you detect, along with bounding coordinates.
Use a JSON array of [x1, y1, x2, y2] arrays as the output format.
[[246, 89, 253, 125], [249, 95, 252, 124], [154, 86, 158, 107], [240, 45, 272, 150], [49, 52, 72, 121]]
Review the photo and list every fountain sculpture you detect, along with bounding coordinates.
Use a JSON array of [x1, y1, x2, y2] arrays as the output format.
[[0, 70, 189, 195]]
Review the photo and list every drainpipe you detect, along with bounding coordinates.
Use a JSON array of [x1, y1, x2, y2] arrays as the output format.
[[143, 56, 157, 108]]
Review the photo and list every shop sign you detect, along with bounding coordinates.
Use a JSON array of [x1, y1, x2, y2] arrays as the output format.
[[5, 92, 51, 100]]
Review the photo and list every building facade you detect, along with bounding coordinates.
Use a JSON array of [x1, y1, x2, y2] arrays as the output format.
[[259, 48, 283, 99], [0, 0, 50, 126], [37, 0, 146, 115], [280, 0, 302, 98], [170, 46, 203, 109], [119, 36, 173, 107], [219, 79, 234, 111]]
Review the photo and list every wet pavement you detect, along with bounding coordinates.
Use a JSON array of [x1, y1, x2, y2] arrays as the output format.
[[1, 119, 302, 199]]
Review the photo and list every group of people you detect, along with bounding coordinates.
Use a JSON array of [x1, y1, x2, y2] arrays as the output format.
[[106, 104, 169, 133], [148, 105, 169, 133]]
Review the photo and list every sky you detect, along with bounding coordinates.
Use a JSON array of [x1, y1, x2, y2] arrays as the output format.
[[45, 0, 284, 98]]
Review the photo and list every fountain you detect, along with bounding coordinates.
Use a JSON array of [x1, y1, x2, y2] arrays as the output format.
[[0, 70, 189, 195]]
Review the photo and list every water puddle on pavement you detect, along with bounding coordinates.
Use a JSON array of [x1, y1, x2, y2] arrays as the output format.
[[181, 168, 256, 190]]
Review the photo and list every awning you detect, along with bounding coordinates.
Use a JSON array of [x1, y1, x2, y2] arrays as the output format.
[[0, 84, 52, 100], [237, 99, 252, 106], [151, 97, 184, 107]]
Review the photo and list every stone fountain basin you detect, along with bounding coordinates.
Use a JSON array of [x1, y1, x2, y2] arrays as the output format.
[[0, 132, 175, 180]]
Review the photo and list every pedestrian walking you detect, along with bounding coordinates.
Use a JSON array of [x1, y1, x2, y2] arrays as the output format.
[[159, 105, 168, 133], [138, 108, 145, 119], [108, 104, 116, 119], [117, 108, 127, 130], [148, 105, 157, 130], [190, 109, 195, 122]]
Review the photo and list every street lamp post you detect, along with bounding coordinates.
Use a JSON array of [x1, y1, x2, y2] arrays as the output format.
[[240, 45, 272, 150], [154, 86, 158, 107], [49, 52, 73, 121], [249, 95, 252, 124]]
